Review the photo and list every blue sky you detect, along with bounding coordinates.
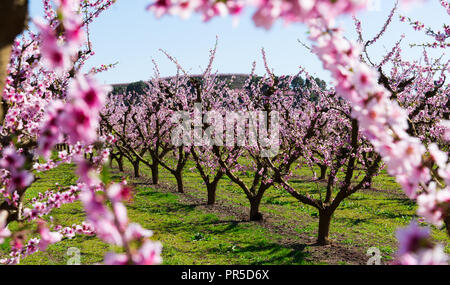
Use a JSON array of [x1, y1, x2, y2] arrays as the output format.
[[29, 0, 448, 85]]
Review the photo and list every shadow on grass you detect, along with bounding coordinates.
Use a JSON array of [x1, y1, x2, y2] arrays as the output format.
[[336, 217, 369, 226], [239, 242, 308, 265], [157, 218, 248, 235]]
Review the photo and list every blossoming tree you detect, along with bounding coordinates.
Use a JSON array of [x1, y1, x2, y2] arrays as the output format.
[[0, 0, 162, 265]]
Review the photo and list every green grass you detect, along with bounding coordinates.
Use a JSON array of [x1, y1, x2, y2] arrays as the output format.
[[0, 162, 311, 265], [1, 155, 448, 265], [135, 156, 449, 264]]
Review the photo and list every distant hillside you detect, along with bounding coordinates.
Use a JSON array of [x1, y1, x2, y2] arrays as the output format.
[[110, 73, 327, 104], [110, 74, 251, 95]]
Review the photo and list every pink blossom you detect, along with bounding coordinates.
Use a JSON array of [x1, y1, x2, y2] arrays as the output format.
[[37, 100, 65, 158], [0, 213, 11, 244], [0, 146, 25, 170], [34, 18, 71, 75], [124, 223, 154, 242], [417, 184, 450, 226], [147, 0, 172, 18], [252, 0, 282, 30], [104, 252, 128, 265], [8, 170, 34, 194], [107, 183, 132, 203], [440, 119, 450, 141], [394, 221, 448, 265], [112, 202, 129, 231], [68, 75, 109, 110], [131, 240, 163, 265], [394, 245, 448, 265], [428, 143, 448, 169], [38, 221, 62, 251], [396, 221, 430, 255], [59, 103, 98, 145]]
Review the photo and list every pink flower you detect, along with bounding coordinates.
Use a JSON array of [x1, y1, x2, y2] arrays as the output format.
[[417, 184, 450, 226], [95, 220, 123, 246], [107, 183, 132, 203], [228, 1, 244, 15], [34, 18, 71, 75], [0, 226, 10, 244], [55, 75, 111, 145], [383, 137, 425, 186], [38, 221, 62, 251], [68, 75, 110, 111], [59, 102, 98, 145], [0, 214, 11, 244], [124, 223, 153, 242], [394, 245, 448, 265], [61, 10, 85, 47], [37, 100, 65, 158], [394, 221, 448, 265], [54, 0, 81, 14], [353, 64, 376, 91], [112, 202, 128, 231], [440, 119, 450, 141], [79, 187, 123, 246], [61, 227, 75, 239], [104, 252, 128, 265], [132, 240, 163, 265], [396, 221, 430, 256], [438, 164, 450, 185], [147, 0, 172, 18], [252, 0, 281, 30], [8, 170, 34, 194], [0, 146, 25, 170], [428, 143, 448, 169]]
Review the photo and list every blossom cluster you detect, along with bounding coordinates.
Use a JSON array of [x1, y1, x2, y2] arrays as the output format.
[[80, 181, 162, 265], [35, 0, 85, 75], [147, 0, 368, 28], [0, 221, 95, 265], [1, 0, 162, 266], [393, 222, 448, 265], [0, 147, 34, 204], [37, 74, 111, 158], [88, 63, 118, 75], [22, 185, 80, 220]]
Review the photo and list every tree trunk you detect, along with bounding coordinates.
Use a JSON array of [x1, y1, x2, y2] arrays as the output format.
[[249, 196, 263, 221], [174, 171, 183, 193], [206, 183, 217, 205], [109, 154, 113, 168], [132, 160, 140, 177], [151, 163, 159, 185], [0, 0, 28, 123], [318, 164, 327, 180], [317, 209, 332, 245], [117, 155, 124, 172]]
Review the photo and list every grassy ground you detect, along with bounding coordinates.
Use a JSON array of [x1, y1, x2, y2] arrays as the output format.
[[1, 156, 449, 265]]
